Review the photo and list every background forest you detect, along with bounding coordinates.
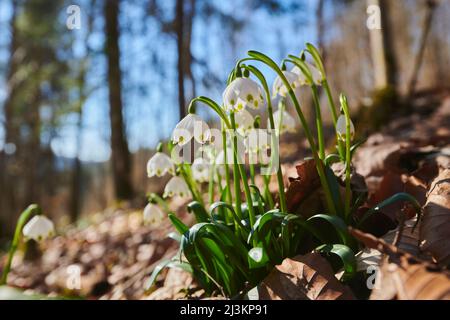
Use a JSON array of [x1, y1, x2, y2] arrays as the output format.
[[0, 0, 449, 244]]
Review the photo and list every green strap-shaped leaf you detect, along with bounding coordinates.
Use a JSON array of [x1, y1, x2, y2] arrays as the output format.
[[315, 244, 356, 280], [307, 214, 355, 248], [168, 213, 189, 235], [187, 201, 210, 223]]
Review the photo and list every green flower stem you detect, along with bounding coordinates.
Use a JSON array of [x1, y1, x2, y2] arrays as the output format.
[[263, 175, 274, 208], [305, 43, 344, 157], [180, 165, 204, 207], [240, 64, 287, 213], [249, 163, 256, 186], [247, 51, 336, 215], [221, 122, 233, 204], [323, 78, 345, 158], [311, 84, 325, 160], [230, 113, 257, 231], [1, 204, 41, 285], [340, 95, 352, 220], [208, 161, 216, 204], [284, 57, 325, 160]]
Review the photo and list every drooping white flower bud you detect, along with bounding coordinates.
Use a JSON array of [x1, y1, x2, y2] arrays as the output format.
[[146, 152, 175, 177], [143, 203, 165, 225], [336, 114, 355, 141], [172, 114, 211, 146], [223, 77, 265, 112], [272, 71, 301, 98], [163, 176, 191, 198], [22, 215, 55, 241], [291, 61, 323, 86]]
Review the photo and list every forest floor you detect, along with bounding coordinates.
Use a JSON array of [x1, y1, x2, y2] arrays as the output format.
[[1, 93, 450, 300]]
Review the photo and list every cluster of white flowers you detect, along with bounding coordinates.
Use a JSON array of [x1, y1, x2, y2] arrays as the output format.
[[142, 54, 355, 225]]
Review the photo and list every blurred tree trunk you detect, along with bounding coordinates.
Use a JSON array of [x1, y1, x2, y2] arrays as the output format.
[[70, 0, 96, 222], [24, 89, 42, 206], [104, 0, 134, 200], [70, 66, 86, 222], [368, 0, 398, 90], [0, 0, 20, 235], [407, 0, 438, 97], [185, 0, 196, 100], [316, 0, 325, 60], [176, 0, 186, 119]]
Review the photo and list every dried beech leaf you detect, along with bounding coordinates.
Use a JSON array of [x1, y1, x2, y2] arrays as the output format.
[[350, 228, 450, 300], [420, 169, 450, 266], [286, 159, 323, 217], [257, 253, 355, 300], [355, 217, 425, 271]]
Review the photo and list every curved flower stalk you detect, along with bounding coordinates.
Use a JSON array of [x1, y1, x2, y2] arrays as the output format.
[[340, 94, 354, 220], [1, 205, 54, 285], [146, 152, 175, 177], [239, 64, 290, 213], [143, 203, 165, 225], [285, 56, 326, 160], [223, 77, 265, 112], [172, 113, 211, 146], [245, 51, 337, 215], [163, 176, 192, 199]]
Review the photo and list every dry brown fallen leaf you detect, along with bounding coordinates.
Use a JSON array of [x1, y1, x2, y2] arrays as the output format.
[[285, 159, 324, 218], [420, 169, 450, 266], [350, 228, 450, 300], [257, 253, 355, 300]]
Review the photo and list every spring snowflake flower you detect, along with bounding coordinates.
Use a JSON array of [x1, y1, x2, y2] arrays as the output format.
[[235, 109, 254, 137], [172, 113, 211, 146], [163, 176, 191, 198], [191, 158, 210, 183], [22, 215, 55, 241], [291, 61, 323, 86], [270, 109, 296, 134], [336, 114, 355, 141], [272, 70, 302, 98], [147, 152, 175, 177], [143, 203, 165, 225], [223, 77, 265, 112]]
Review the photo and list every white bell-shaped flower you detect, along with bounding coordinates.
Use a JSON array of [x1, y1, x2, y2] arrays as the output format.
[[223, 77, 265, 112], [235, 109, 254, 137], [191, 158, 210, 183], [163, 176, 191, 198], [336, 114, 355, 141], [272, 71, 301, 98], [22, 215, 55, 241], [147, 152, 175, 177], [271, 109, 296, 134], [291, 61, 322, 86], [172, 113, 211, 146], [143, 203, 165, 225]]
